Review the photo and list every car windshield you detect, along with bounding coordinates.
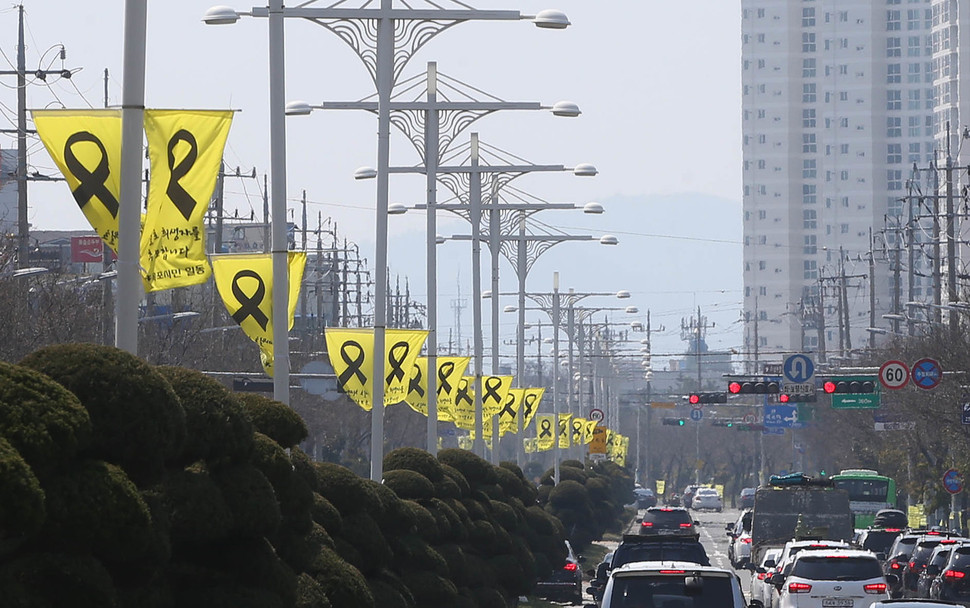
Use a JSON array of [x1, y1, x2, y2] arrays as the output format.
[[608, 574, 734, 608], [791, 556, 882, 580], [832, 478, 889, 502]]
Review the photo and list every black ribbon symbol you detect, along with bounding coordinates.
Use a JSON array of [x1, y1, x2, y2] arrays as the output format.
[[166, 129, 199, 221], [386, 341, 409, 385], [437, 361, 455, 395], [523, 393, 538, 418], [456, 380, 472, 406], [539, 418, 553, 438], [483, 376, 503, 405], [408, 363, 425, 397], [337, 341, 367, 386], [64, 131, 120, 218], [572, 420, 583, 439], [230, 270, 270, 330], [500, 393, 517, 419]]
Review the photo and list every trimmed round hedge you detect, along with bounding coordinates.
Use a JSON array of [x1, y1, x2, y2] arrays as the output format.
[[0, 436, 45, 544], [19, 344, 186, 486], [384, 446, 445, 482], [236, 392, 308, 449], [0, 361, 91, 478]]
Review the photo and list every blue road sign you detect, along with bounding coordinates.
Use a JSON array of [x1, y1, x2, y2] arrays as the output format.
[[783, 354, 815, 384], [912, 358, 942, 390], [962, 402, 970, 426], [762, 427, 785, 435], [763, 405, 798, 428], [943, 468, 963, 494], [689, 409, 703, 422]]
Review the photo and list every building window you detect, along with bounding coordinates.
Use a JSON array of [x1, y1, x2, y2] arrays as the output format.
[[887, 63, 901, 83], [803, 184, 817, 205], [908, 115, 921, 137], [803, 83, 816, 103], [887, 89, 901, 110], [840, 143, 849, 155], [908, 142, 920, 164], [803, 108, 816, 128], [887, 37, 901, 57], [802, 133, 817, 153], [803, 58, 816, 78], [803, 209, 817, 229], [802, 7, 815, 27], [887, 117, 901, 137], [887, 10, 900, 31], [841, 224, 849, 234], [907, 88, 920, 109], [759, 261, 767, 270], [840, 170, 849, 181], [887, 144, 902, 164], [804, 235, 817, 254], [803, 159, 817, 178], [803, 32, 816, 52], [759, 286, 767, 297], [804, 260, 818, 279], [888, 169, 903, 190], [908, 62, 921, 84]]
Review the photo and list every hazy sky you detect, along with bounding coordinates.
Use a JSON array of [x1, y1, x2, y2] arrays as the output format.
[[0, 1, 744, 370]]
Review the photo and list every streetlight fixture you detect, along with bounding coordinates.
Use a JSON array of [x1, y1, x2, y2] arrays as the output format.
[[207, 1, 570, 480]]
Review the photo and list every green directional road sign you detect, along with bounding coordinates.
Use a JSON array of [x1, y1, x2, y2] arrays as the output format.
[[831, 393, 880, 409]]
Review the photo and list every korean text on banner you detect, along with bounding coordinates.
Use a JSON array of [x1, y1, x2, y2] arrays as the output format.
[[142, 110, 233, 292]]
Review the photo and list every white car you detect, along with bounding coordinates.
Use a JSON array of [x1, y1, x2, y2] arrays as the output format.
[[769, 548, 893, 608], [727, 510, 753, 568], [691, 487, 723, 511], [600, 560, 747, 608], [767, 540, 854, 608], [750, 547, 782, 608]]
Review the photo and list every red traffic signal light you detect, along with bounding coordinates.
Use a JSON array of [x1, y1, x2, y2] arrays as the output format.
[[689, 394, 700, 405], [688, 392, 727, 404], [725, 381, 780, 394], [728, 382, 742, 394], [823, 378, 876, 394], [779, 394, 790, 403]]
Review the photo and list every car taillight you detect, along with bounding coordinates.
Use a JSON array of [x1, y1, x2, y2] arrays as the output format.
[[788, 582, 812, 593], [659, 570, 685, 574], [679, 523, 693, 528], [890, 561, 902, 570], [757, 573, 767, 580], [863, 583, 887, 594], [641, 522, 653, 527], [909, 561, 922, 573], [741, 538, 752, 544], [944, 569, 966, 580], [563, 563, 578, 572]]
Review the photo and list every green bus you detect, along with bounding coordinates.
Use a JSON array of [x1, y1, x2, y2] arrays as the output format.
[[830, 469, 897, 529]]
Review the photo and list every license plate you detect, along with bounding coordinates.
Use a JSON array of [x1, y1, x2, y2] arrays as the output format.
[[821, 600, 852, 607]]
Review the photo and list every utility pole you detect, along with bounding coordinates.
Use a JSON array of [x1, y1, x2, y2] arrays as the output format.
[[839, 247, 851, 354], [868, 230, 876, 349], [945, 132, 959, 336]]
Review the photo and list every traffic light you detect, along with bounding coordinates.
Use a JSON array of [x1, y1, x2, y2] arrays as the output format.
[[822, 378, 876, 394], [711, 419, 735, 427], [687, 392, 727, 404], [662, 417, 686, 426], [727, 381, 781, 395]]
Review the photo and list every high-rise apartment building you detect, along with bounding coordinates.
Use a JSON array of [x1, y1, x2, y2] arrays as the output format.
[[741, 1, 936, 368]]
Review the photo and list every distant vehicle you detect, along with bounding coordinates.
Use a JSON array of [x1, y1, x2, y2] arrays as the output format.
[[637, 506, 698, 537], [856, 527, 905, 559], [831, 469, 898, 528], [769, 548, 894, 608], [739, 486, 757, 509], [599, 561, 746, 608], [726, 510, 753, 568], [917, 541, 965, 599], [905, 538, 968, 598], [633, 487, 657, 509], [682, 484, 703, 509], [749, 547, 782, 608], [692, 487, 723, 511], [535, 539, 583, 605], [930, 541, 970, 604], [871, 601, 963, 608]]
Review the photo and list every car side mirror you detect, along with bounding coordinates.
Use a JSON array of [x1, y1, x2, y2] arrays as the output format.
[[764, 559, 776, 568], [635, 517, 643, 523], [726, 523, 734, 531], [925, 564, 940, 576], [876, 552, 886, 561], [694, 520, 701, 526]]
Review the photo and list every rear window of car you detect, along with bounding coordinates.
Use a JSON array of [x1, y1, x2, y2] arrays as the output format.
[[912, 543, 942, 564], [614, 543, 711, 568], [741, 488, 756, 496], [950, 547, 970, 568], [891, 537, 919, 557], [644, 510, 692, 526], [860, 531, 899, 554], [609, 573, 734, 608], [792, 556, 882, 580]]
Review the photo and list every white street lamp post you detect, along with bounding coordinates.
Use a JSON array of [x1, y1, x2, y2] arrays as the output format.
[[206, 1, 570, 481]]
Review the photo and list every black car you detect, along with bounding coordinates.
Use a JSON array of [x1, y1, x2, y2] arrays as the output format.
[[637, 506, 697, 536], [585, 533, 710, 604], [535, 539, 583, 605], [739, 487, 757, 510], [856, 527, 904, 559], [885, 531, 933, 596], [917, 542, 960, 598], [905, 537, 965, 596], [932, 541, 970, 603], [634, 487, 657, 509]]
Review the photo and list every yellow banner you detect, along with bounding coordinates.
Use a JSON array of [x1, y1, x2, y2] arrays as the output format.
[[656, 480, 666, 495], [524, 437, 538, 454], [435, 357, 470, 423], [32, 109, 123, 253], [452, 377, 476, 430], [589, 426, 607, 455], [614, 436, 629, 466], [536, 414, 555, 451], [457, 435, 473, 451], [583, 419, 598, 445], [558, 413, 573, 449], [324, 327, 428, 410], [571, 417, 587, 446], [404, 357, 430, 416], [141, 110, 232, 292], [212, 252, 306, 376], [521, 388, 544, 432], [499, 388, 525, 436], [481, 375, 513, 418]]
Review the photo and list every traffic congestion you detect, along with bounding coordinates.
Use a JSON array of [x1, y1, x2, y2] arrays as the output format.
[[571, 473, 970, 608]]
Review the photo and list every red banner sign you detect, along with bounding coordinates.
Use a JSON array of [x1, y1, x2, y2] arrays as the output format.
[[71, 236, 104, 263]]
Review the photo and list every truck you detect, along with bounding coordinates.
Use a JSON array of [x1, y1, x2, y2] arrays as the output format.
[[749, 476, 854, 566]]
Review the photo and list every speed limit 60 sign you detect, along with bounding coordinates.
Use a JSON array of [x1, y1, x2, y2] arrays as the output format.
[[879, 360, 910, 390]]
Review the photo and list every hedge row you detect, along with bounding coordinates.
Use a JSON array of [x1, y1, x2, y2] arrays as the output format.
[[0, 344, 598, 608]]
